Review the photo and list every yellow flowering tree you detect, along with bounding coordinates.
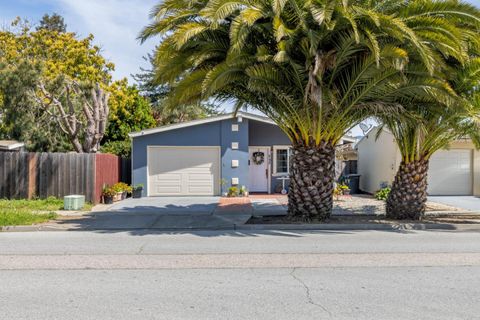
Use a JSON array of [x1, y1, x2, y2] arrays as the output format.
[[0, 19, 115, 152]]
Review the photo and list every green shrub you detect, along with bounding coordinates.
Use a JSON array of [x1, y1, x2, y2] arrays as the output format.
[[227, 186, 238, 197], [112, 182, 132, 193], [375, 187, 391, 201]]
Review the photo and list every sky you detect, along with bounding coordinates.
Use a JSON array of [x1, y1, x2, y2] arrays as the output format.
[[1, 0, 480, 137], [0, 0, 158, 81]]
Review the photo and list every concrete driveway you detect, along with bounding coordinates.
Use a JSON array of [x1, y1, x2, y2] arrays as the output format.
[[107, 197, 220, 215], [428, 196, 480, 212]]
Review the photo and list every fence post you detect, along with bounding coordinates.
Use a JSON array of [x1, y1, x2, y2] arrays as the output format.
[[27, 153, 37, 199]]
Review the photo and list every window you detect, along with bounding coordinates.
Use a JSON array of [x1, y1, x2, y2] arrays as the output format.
[[273, 146, 291, 175]]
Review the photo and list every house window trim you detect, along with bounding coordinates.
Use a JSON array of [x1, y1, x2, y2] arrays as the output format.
[[273, 145, 292, 176]]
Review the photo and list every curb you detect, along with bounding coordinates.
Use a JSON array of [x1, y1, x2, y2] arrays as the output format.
[[235, 223, 480, 231], [3, 222, 480, 232]]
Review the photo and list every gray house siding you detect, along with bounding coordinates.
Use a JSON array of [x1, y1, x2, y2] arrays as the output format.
[[132, 121, 222, 196], [130, 115, 303, 196], [249, 120, 291, 193], [220, 119, 249, 194], [248, 120, 291, 146]]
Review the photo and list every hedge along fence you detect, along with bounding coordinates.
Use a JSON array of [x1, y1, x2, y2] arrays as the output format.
[[0, 152, 130, 204]]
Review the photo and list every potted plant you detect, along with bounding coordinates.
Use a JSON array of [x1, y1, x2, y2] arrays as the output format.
[[227, 186, 239, 197], [239, 185, 249, 197], [113, 182, 132, 200], [339, 183, 350, 195], [102, 186, 116, 204], [132, 184, 144, 199], [111, 183, 124, 201], [333, 185, 343, 201]]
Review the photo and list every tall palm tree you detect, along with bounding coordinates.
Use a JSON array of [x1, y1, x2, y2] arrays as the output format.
[[140, 0, 480, 220], [382, 59, 480, 220]]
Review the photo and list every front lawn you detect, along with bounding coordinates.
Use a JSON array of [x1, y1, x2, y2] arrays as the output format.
[[0, 197, 92, 227], [0, 210, 57, 227], [0, 197, 93, 212]]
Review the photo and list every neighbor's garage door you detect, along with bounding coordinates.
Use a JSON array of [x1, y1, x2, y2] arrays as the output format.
[[427, 149, 472, 195], [147, 147, 220, 196]]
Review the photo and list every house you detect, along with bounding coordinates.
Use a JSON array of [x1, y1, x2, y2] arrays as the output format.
[[129, 111, 356, 197], [0, 140, 25, 152], [356, 126, 480, 196]]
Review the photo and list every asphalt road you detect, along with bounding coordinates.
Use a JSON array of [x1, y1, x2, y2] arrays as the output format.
[[1, 229, 480, 319]]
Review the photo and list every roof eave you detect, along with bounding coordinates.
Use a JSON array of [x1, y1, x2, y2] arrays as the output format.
[[128, 111, 275, 138]]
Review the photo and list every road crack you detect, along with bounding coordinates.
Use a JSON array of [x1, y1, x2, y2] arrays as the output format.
[[290, 268, 332, 316]]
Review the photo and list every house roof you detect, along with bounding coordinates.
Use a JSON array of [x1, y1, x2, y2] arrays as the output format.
[[128, 111, 276, 138], [0, 140, 25, 150]]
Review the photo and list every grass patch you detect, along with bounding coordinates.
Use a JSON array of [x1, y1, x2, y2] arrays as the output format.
[[0, 197, 92, 226], [0, 197, 93, 212], [0, 209, 57, 226]]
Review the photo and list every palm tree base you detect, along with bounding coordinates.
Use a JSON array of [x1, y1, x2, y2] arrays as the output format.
[[386, 159, 429, 220], [287, 141, 335, 221]]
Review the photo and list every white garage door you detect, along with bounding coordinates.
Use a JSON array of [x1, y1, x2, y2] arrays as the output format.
[[147, 147, 220, 196], [428, 149, 472, 195]]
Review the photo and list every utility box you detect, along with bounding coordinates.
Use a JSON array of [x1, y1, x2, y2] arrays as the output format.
[[64, 195, 85, 210]]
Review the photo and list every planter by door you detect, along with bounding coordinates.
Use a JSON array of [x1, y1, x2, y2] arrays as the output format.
[[132, 188, 143, 198]]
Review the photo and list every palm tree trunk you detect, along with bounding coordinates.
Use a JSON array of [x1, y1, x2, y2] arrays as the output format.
[[288, 140, 335, 221], [386, 158, 429, 220]]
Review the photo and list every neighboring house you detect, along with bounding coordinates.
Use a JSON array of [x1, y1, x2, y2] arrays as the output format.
[[129, 111, 356, 197], [356, 126, 480, 196], [0, 140, 25, 152]]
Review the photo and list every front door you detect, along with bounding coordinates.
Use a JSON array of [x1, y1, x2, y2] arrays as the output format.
[[248, 147, 269, 192]]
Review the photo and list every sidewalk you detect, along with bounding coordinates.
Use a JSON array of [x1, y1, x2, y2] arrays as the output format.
[[2, 195, 480, 232]]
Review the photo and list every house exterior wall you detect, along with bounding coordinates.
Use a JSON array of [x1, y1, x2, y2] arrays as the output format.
[[131, 118, 250, 196], [249, 120, 292, 193], [248, 121, 291, 146], [356, 128, 480, 196], [131, 114, 358, 196], [132, 121, 222, 196], [356, 128, 401, 194], [220, 118, 249, 194]]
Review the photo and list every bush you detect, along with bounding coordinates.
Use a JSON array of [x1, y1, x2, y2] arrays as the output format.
[[112, 182, 132, 193], [375, 187, 391, 201], [102, 186, 116, 197], [100, 140, 131, 158], [227, 186, 238, 197]]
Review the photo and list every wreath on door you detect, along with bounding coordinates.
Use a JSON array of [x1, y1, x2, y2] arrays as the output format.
[[252, 151, 265, 165]]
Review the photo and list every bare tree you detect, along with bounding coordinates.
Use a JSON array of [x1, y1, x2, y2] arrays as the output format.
[[37, 82, 110, 153]]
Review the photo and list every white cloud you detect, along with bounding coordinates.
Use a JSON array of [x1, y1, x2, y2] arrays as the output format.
[[55, 0, 158, 81]]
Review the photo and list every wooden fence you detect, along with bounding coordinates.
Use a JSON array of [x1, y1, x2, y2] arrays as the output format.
[[0, 152, 130, 204]]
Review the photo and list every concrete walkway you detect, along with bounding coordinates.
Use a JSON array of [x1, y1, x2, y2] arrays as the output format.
[[8, 195, 479, 232]]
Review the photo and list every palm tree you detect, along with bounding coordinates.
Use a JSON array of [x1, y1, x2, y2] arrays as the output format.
[[382, 59, 480, 220], [140, 0, 480, 221]]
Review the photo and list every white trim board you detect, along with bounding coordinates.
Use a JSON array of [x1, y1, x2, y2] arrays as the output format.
[[129, 111, 275, 138]]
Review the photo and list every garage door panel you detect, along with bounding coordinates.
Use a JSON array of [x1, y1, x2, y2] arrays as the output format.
[[148, 147, 220, 196], [428, 149, 472, 196]]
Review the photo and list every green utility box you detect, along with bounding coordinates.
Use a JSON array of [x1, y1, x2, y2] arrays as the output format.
[[64, 195, 85, 211]]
